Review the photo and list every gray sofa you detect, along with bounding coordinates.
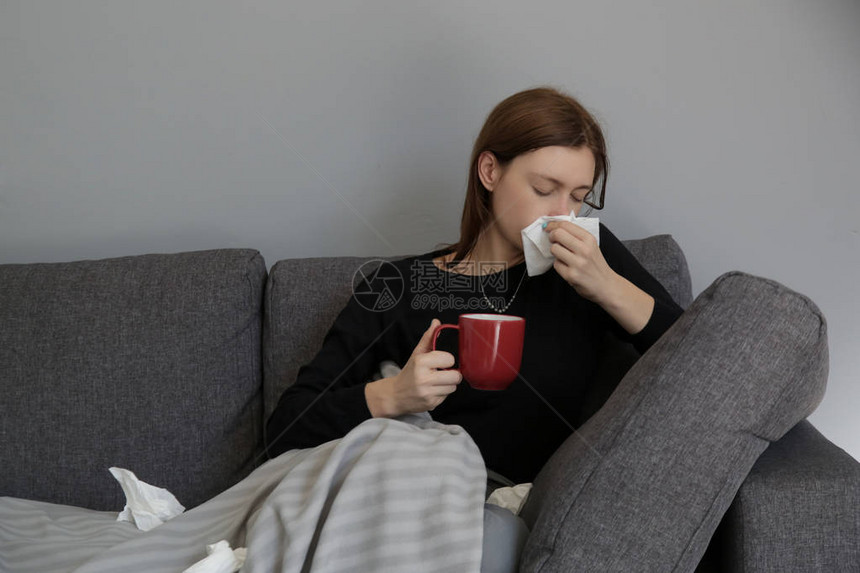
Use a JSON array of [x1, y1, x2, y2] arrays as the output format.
[[1, 235, 858, 572]]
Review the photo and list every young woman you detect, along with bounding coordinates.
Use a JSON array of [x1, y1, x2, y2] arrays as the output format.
[[265, 86, 684, 572]]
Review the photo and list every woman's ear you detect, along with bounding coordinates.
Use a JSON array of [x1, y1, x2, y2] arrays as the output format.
[[477, 150, 499, 192]]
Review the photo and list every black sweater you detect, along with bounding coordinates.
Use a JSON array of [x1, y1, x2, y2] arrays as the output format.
[[266, 223, 684, 484]]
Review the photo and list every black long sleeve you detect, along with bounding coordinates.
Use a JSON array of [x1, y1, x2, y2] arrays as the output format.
[[596, 224, 685, 355], [265, 284, 387, 458], [266, 223, 685, 482]]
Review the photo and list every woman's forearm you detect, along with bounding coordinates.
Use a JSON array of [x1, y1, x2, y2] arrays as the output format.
[[365, 377, 399, 418], [598, 272, 655, 335]]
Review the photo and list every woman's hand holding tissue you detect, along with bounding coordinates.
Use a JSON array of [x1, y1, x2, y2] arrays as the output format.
[[365, 318, 462, 418], [542, 220, 655, 335]]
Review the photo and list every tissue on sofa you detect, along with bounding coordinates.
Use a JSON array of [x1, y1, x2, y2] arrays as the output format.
[[486, 483, 533, 516], [109, 467, 185, 531], [183, 540, 247, 573]]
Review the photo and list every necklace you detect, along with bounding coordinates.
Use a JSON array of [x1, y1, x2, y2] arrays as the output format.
[[480, 266, 527, 313]]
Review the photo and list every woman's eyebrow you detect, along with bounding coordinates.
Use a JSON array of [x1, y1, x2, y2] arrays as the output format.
[[531, 172, 592, 191]]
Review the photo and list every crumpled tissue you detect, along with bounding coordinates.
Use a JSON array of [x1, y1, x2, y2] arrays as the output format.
[[521, 208, 600, 276], [486, 483, 533, 516], [183, 540, 247, 573], [368, 359, 402, 382], [109, 467, 185, 531]]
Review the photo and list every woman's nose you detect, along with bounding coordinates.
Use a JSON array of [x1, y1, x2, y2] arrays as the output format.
[[547, 197, 570, 217]]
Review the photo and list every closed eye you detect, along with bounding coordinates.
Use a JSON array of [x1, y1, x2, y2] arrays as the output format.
[[535, 186, 586, 203]]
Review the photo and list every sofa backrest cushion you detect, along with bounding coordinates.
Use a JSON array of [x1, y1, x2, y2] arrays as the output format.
[[262, 234, 692, 424], [0, 249, 266, 511], [622, 234, 693, 310], [262, 254, 404, 424]]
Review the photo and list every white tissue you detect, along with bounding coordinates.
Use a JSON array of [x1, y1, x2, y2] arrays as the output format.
[[109, 467, 185, 531], [183, 540, 247, 573], [368, 359, 401, 383], [486, 483, 533, 516], [379, 359, 402, 379], [521, 209, 600, 276]]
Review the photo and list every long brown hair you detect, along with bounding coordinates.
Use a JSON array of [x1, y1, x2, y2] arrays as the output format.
[[436, 85, 609, 270]]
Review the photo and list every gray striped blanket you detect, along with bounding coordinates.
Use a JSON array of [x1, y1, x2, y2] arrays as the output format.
[[0, 412, 487, 572]]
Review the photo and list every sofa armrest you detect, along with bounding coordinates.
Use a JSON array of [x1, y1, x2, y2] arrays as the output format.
[[720, 419, 860, 572]]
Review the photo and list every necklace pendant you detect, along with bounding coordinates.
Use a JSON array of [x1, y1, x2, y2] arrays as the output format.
[[479, 269, 526, 314]]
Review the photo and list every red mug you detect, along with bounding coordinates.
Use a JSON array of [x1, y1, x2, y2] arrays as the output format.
[[431, 313, 526, 390]]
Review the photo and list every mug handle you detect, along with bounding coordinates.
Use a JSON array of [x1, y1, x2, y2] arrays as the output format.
[[432, 324, 459, 371]]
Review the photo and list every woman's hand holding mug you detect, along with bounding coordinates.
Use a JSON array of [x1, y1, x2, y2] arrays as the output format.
[[366, 314, 525, 418], [366, 318, 463, 418]]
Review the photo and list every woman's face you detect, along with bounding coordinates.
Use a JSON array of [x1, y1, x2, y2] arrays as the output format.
[[477, 145, 596, 254]]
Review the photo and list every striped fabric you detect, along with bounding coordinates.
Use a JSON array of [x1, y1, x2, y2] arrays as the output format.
[[0, 413, 487, 573]]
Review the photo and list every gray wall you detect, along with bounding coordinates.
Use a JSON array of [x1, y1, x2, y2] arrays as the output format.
[[2, 1, 858, 460]]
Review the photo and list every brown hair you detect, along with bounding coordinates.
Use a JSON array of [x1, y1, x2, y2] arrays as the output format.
[[436, 85, 609, 270]]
